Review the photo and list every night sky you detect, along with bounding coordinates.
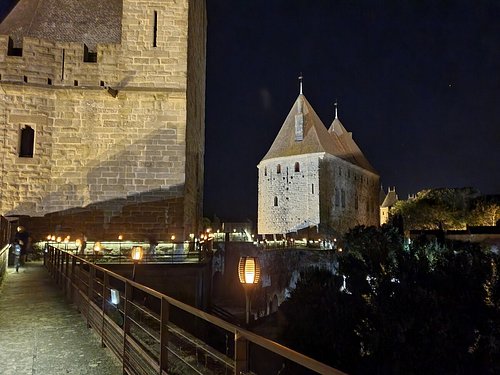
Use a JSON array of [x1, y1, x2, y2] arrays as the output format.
[[2, 1, 499, 224]]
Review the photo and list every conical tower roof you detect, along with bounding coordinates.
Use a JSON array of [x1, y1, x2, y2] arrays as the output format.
[[328, 115, 377, 174], [261, 94, 347, 161], [0, 0, 122, 49], [381, 187, 398, 208], [261, 93, 378, 176]]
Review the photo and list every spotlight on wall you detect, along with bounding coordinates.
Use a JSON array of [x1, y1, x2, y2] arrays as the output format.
[[110, 289, 120, 306]]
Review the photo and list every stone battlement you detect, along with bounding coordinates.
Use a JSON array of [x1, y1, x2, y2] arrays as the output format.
[[0, 0, 206, 241], [0, 35, 121, 88]]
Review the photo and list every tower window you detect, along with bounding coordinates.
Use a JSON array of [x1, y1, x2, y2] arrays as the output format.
[[341, 189, 346, 208], [19, 125, 35, 158], [7, 37, 22, 56], [276, 164, 281, 174], [295, 162, 300, 172], [83, 44, 97, 63], [311, 184, 314, 194], [335, 189, 340, 207], [153, 11, 158, 47], [338, 167, 342, 176], [274, 197, 278, 206], [264, 167, 267, 176], [355, 194, 358, 210]]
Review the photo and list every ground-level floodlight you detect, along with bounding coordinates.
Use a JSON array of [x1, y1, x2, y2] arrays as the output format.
[[110, 289, 120, 306]]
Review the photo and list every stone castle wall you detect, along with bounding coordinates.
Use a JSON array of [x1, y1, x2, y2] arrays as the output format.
[[258, 153, 380, 237], [0, 0, 206, 241], [258, 154, 321, 235], [319, 154, 380, 234]]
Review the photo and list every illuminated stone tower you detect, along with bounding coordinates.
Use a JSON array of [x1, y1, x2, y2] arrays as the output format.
[[257, 82, 380, 239], [0, 0, 206, 241]]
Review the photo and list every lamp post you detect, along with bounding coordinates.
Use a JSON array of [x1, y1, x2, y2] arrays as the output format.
[[75, 239, 82, 254], [118, 235, 123, 263], [131, 246, 143, 281], [238, 256, 261, 327]]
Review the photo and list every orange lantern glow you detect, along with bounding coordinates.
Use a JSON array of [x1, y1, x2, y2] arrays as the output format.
[[238, 256, 261, 285], [131, 246, 143, 261]]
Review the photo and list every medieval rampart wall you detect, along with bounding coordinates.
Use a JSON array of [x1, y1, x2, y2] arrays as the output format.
[[0, 0, 206, 241]]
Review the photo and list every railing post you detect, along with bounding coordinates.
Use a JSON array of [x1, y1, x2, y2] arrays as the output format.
[[70, 256, 76, 303], [59, 250, 63, 285], [49, 247, 52, 273], [57, 250, 61, 284], [159, 296, 170, 374], [123, 281, 132, 375], [87, 265, 95, 328], [234, 330, 248, 375], [101, 272, 109, 348], [64, 252, 68, 292]]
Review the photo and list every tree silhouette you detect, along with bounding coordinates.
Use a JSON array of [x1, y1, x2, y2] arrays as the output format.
[[279, 225, 500, 374]]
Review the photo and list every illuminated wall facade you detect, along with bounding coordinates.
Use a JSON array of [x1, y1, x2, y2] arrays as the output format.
[[0, 0, 206, 241]]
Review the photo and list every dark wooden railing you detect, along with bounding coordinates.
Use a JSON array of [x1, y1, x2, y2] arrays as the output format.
[[45, 246, 344, 375], [0, 216, 12, 283]]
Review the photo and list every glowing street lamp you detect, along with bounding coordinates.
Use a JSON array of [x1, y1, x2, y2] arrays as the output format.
[[131, 246, 143, 281], [118, 234, 123, 258], [238, 256, 261, 326], [75, 239, 82, 254]]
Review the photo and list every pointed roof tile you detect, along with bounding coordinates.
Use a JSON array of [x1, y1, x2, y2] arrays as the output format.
[[262, 94, 378, 176], [381, 187, 398, 208], [0, 0, 122, 49], [261, 94, 347, 161], [328, 117, 377, 173]]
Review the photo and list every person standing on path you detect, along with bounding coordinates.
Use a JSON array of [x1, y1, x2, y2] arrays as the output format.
[[14, 226, 30, 264], [11, 240, 21, 272]]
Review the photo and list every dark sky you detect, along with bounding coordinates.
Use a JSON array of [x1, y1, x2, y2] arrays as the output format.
[[2, 1, 499, 224]]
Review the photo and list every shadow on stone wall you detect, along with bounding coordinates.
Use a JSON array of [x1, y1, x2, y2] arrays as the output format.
[[17, 184, 184, 242]]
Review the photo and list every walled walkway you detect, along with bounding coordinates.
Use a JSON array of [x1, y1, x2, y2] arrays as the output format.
[[0, 261, 121, 375]]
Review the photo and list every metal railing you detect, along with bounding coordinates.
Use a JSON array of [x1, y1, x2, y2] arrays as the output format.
[[0, 216, 12, 283], [0, 244, 9, 283], [45, 246, 344, 375]]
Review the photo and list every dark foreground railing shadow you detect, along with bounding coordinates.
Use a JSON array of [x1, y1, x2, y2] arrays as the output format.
[[45, 246, 344, 375]]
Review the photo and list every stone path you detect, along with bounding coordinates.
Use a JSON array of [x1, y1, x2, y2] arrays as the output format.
[[0, 261, 121, 375]]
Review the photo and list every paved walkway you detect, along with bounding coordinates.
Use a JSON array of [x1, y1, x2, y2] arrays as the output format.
[[0, 261, 121, 375]]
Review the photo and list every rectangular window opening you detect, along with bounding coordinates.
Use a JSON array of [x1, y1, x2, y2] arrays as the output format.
[[153, 11, 158, 47], [83, 44, 97, 63], [19, 125, 35, 158], [61, 49, 65, 81], [7, 37, 22, 57]]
